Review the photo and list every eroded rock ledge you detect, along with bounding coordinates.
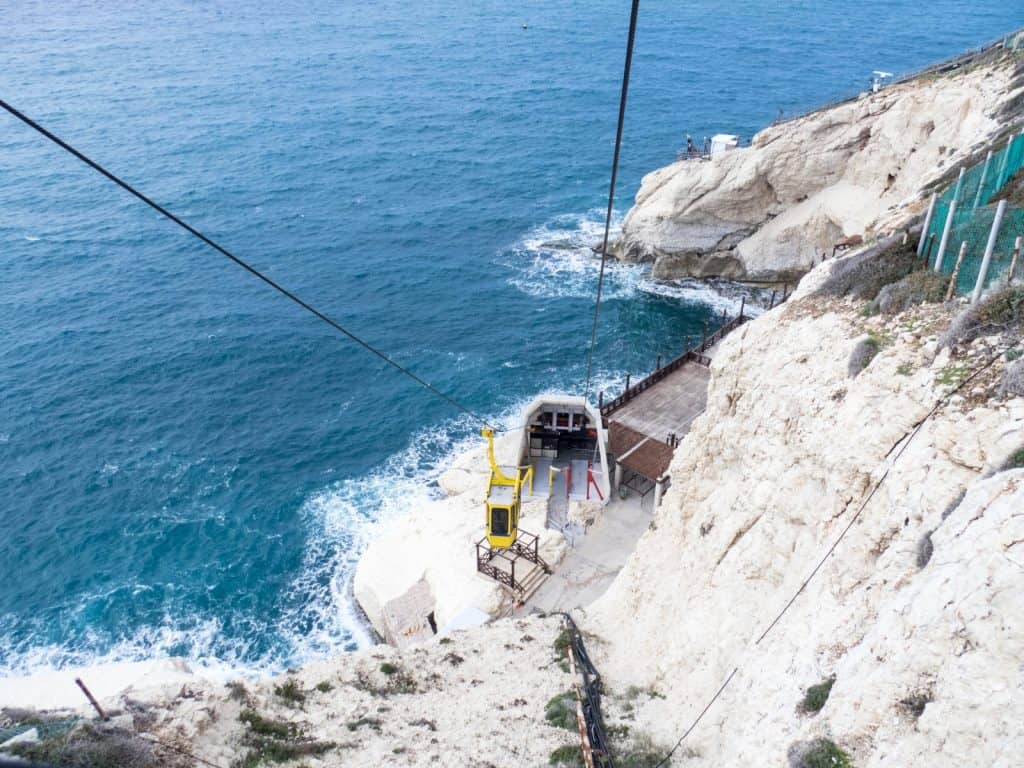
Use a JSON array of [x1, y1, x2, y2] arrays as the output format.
[[611, 51, 1024, 282]]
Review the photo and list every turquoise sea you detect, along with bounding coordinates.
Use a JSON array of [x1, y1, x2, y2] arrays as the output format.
[[1, 1, 1019, 676]]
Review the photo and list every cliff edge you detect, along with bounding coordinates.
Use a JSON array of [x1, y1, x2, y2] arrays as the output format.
[[611, 48, 1024, 283]]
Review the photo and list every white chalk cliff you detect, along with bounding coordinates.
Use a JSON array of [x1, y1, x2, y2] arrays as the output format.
[[611, 52, 1023, 282]]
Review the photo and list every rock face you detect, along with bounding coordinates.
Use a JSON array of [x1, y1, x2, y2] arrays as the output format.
[[353, 429, 567, 644], [586, 289, 1024, 767], [612, 53, 1023, 282]]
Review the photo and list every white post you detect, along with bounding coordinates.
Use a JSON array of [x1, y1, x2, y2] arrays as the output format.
[[972, 199, 1008, 304], [934, 199, 957, 271], [918, 193, 937, 256], [972, 150, 994, 208], [614, 461, 623, 490], [653, 478, 664, 509]]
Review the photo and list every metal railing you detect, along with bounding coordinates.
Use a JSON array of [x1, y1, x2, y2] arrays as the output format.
[[600, 303, 751, 417]]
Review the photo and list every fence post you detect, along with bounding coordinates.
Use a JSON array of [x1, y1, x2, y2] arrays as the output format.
[[924, 233, 936, 264], [972, 150, 994, 208], [946, 241, 968, 301], [972, 199, 1008, 304], [655, 354, 662, 370], [918, 193, 937, 256], [769, 290, 777, 309], [1008, 236, 1022, 284], [934, 199, 958, 271], [598, 390, 603, 409], [739, 296, 746, 319], [624, 373, 631, 392]]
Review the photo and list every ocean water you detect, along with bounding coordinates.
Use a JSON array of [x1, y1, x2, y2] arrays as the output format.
[[1, 1, 1019, 677]]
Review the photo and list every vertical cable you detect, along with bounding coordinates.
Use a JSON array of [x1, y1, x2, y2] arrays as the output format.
[[584, 0, 641, 399]]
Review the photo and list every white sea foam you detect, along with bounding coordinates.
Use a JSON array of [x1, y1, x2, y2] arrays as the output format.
[[503, 210, 767, 315]]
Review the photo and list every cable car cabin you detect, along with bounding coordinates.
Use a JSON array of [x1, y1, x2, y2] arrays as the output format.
[[480, 396, 611, 549], [485, 475, 520, 549], [482, 427, 528, 549]]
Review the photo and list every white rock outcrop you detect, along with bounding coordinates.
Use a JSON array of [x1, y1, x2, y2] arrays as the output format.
[[586, 290, 1024, 767], [612, 53, 1023, 281], [353, 429, 567, 644]]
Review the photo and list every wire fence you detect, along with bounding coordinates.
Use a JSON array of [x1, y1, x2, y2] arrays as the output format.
[[923, 131, 1024, 295]]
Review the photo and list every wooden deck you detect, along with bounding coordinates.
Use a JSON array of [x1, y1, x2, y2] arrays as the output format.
[[601, 311, 752, 483], [606, 362, 710, 482]]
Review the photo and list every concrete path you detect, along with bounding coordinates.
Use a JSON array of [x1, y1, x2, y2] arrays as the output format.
[[523, 493, 653, 614]]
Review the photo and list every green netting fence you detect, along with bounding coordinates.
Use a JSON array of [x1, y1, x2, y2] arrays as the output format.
[[921, 132, 1024, 295]]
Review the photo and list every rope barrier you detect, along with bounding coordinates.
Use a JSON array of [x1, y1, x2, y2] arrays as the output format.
[[0, 98, 495, 431], [583, 0, 641, 400]]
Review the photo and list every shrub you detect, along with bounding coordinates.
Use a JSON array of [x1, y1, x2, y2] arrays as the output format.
[[545, 691, 577, 731], [314, 681, 333, 693], [550, 744, 584, 767], [239, 710, 298, 740], [817, 240, 920, 301], [916, 532, 934, 568], [799, 677, 835, 714], [273, 679, 305, 705], [553, 629, 572, 659], [939, 286, 1024, 349], [787, 738, 855, 768], [345, 716, 382, 732], [1001, 359, 1024, 397], [10, 725, 164, 768], [877, 269, 948, 315], [1002, 446, 1024, 470], [848, 336, 880, 377], [379, 662, 399, 676]]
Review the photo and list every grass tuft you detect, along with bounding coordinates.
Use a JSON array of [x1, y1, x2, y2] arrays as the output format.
[[545, 691, 578, 731], [550, 744, 584, 767], [877, 269, 947, 315], [799, 677, 835, 714], [787, 738, 855, 768], [273, 679, 305, 706], [939, 286, 1024, 349]]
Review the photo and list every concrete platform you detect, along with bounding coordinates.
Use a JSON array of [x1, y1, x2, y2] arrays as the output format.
[[523, 494, 652, 614]]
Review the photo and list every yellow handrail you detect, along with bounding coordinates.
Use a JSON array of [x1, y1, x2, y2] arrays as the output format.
[[481, 427, 516, 485]]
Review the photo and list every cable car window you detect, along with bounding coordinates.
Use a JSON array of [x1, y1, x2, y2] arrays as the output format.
[[491, 507, 510, 536], [556, 412, 570, 428]]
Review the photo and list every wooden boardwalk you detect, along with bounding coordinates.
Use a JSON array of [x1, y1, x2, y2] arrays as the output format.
[[601, 312, 748, 487]]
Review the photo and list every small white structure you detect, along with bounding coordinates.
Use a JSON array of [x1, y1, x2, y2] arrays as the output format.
[[710, 134, 739, 157], [871, 70, 893, 93], [513, 394, 611, 504]]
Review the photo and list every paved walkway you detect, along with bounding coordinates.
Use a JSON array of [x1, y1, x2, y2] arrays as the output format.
[[523, 494, 652, 613]]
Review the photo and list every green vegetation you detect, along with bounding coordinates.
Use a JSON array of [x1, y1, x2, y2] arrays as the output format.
[[799, 677, 835, 714], [549, 744, 584, 767], [935, 362, 972, 389], [788, 738, 855, 768], [545, 691, 578, 731], [239, 710, 299, 740], [553, 629, 572, 659], [8, 724, 170, 768], [379, 662, 399, 676], [1003, 446, 1024, 470], [896, 362, 914, 376], [314, 680, 333, 694], [273, 679, 305, 706]]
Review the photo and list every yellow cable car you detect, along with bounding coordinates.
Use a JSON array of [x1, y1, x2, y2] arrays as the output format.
[[481, 427, 532, 549]]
